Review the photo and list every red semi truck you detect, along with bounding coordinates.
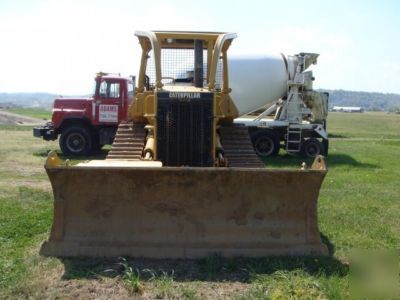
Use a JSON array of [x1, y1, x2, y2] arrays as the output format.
[[33, 73, 134, 155]]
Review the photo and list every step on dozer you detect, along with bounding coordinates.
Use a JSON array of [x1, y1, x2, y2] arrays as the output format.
[[40, 31, 329, 258]]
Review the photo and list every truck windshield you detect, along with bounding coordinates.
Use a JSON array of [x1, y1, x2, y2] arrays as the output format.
[[99, 81, 120, 98]]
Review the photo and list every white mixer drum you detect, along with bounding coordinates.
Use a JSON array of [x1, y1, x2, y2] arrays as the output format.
[[229, 54, 293, 116]]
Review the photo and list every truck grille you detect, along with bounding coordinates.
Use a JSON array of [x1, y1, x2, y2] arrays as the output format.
[[157, 92, 213, 166]]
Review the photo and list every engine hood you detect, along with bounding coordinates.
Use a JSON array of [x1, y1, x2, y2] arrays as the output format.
[[53, 97, 93, 110]]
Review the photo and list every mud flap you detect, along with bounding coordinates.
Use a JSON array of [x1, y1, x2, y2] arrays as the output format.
[[40, 153, 328, 258]]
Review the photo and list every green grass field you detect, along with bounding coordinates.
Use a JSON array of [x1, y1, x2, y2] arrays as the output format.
[[7, 107, 52, 120], [0, 112, 399, 299]]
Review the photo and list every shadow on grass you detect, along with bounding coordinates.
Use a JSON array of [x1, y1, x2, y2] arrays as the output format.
[[328, 133, 348, 138], [59, 241, 348, 283], [263, 153, 379, 169], [327, 153, 379, 168], [321, 233, 336, 257]]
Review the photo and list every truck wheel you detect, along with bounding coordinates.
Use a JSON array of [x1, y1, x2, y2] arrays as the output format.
[[252, 131, 280, 157], [301, 138, 325, 158], [60, 126, 93, 156]]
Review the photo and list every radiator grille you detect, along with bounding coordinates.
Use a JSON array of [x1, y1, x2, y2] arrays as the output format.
[[157, 92, 213, 166]]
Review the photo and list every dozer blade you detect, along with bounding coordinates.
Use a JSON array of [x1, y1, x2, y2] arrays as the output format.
[[40, 152, 328, 258]]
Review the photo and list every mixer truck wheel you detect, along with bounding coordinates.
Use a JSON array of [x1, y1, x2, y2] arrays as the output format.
[[60, 126, 93, 156], [301, 138, 325, 158], [252, 131, 280, 157]]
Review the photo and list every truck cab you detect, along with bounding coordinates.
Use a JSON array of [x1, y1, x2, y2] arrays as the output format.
[[33, 73, 134, 155]]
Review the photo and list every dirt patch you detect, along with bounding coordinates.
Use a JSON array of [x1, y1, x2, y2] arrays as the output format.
[[27, 274, 248, 300], [21, 265, 131, 300], [171, 281, 248, 299], [18, 252, 251, 299], [0, 109, 45, 125], [40, 277, 130, 300]]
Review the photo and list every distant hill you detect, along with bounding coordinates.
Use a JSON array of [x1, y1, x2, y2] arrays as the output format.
[[319, 89, 400, 111], [0, 93, 57, 109], [1, 90, 400, 111]]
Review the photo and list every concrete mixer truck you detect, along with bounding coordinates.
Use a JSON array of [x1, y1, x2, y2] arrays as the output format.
[[40, 31, 329, 258], [231, 54, 329, 158]]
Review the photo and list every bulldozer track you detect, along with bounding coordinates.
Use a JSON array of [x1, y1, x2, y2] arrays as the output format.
[[107, 122, 263, 167], [220, 124, 265, 168], [106, 122, 146, 160]]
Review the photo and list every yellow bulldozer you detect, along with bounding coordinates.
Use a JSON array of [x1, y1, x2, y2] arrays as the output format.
[[41, 31, 328, 258]]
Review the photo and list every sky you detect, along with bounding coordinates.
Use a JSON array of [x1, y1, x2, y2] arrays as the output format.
[[0, 0, 399, 95]]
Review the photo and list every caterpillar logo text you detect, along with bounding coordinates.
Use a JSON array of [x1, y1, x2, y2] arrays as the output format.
[[169, 92, 201, 99]]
